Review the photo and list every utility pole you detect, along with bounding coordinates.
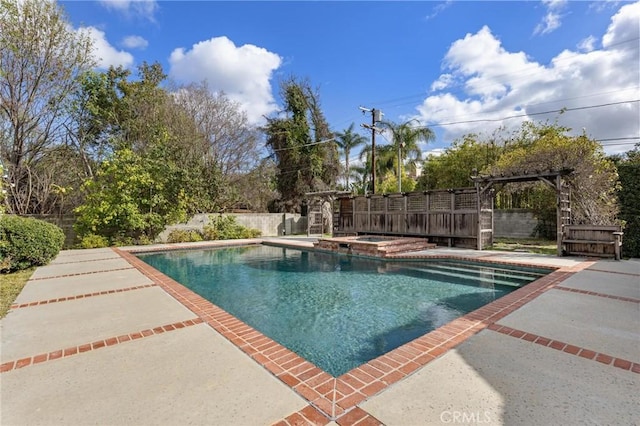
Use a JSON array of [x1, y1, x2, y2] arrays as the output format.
[[360, 107, 383, 194]]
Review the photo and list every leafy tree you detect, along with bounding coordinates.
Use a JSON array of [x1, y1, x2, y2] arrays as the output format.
[[171, 81, 263, 210], [73, 63, 232, 242], [172, 81, 260, 176], [335, 123, 367, 190], [378, 174, 417, 194], [74, 63, 225, 215], [0, 0, 94, 214], [263, 78, 338, 212], [232, 158, 278, 212], [64, 69, 130, 178], [417, 121, 620, 238], [489, 121, 619, 226], [74, 148, 188, 245], [418, 134, 501, 190]]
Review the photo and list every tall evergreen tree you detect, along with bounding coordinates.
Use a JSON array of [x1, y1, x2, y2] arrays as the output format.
[[263, 78, 338, 212]]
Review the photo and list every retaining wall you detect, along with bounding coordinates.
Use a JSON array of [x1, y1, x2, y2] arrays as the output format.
[[158, 213, 307, 242], [493, 209, 537, 239], [19, 210, 534, 247]]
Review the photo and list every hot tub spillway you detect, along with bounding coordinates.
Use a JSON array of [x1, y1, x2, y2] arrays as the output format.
[[314, 236, 436, 257]]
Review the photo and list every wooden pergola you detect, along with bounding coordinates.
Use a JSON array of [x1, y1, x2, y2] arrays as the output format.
[[305, 190, 352, 236], [471, 168, 573, 255]]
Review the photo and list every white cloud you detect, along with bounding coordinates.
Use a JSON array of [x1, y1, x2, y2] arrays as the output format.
[[82, 26, 134, 69], [414, 2, 640, 155], [169, 36, 282, 124], [589, 0, 623, 14], [425, 0, 453, 21], [99, 0, 157, 21], [424, 148, 446, 158], [577, 35, 597, 52], [602, 1, 640, 49], [534, 0, 568, 35], [121, 35, 148, 49], [430, 73, 454, 91]]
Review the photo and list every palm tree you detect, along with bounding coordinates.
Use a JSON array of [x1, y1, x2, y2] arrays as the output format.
[[378, 120, 435, 191], [335, 123, 368, 190]]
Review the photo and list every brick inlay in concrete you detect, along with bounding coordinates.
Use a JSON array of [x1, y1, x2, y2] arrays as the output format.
[[0, 318, 202, 373], [555, 285, 640, 304], [10, 284, 157, 309], [487, 323, 639, 374]]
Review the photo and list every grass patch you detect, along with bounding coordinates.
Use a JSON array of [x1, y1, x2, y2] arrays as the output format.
[[0, 268, 35, 318], [490, 238, 557, 255]]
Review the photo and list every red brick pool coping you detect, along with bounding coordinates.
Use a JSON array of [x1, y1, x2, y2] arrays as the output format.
[[111, 246, 638, 425], [3, 244, 637, 426]]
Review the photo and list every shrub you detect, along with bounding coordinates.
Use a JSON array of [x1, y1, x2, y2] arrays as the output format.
[[79, 234, 110, 249], [617, 160, 640, 258], [203, 215, 261, 240], [74, 148, 188, 247], [166, 229, 203, 243], [0, 215, 65, 272]]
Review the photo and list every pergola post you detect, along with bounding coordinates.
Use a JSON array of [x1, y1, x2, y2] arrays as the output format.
[[476, 181, 482, 251], [556, 174, 563, 256]]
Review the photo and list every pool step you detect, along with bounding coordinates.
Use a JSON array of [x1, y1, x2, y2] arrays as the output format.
[[314, 237, 437, 258], [423, 263, 544, 283], [396, 264, 541, 288]]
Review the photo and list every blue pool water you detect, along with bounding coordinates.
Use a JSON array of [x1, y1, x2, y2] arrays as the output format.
[[137, 245, 548, 376]]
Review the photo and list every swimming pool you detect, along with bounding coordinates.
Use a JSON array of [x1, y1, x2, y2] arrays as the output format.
[[137, 245, 548, 376]]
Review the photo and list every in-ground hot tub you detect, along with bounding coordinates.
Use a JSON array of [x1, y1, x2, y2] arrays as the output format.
[[313, 235, 436, 257]]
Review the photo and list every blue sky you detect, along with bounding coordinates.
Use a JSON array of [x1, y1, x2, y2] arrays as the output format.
[[60, 1, 640, 156]]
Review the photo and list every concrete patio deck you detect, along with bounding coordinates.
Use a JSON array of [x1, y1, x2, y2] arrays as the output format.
[[1, 241, 638, 425]]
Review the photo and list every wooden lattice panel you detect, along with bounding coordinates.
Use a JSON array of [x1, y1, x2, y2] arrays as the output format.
[[354, 197, 368, 212], [480, 192, 493, 210], [370, 196, 385, 212], [455, 192, 476, 210], [481, 213, 492, 229], [429, 192, 450, 211], [406, 194, 426, 211], [388, 196, 404, 211]]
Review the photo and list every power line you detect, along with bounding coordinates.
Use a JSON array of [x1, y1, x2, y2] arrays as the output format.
[[268, 137, 336, 153], [422, 99, 640, 128], [599, 137, 640, 142], [599, 142, 639, 147]]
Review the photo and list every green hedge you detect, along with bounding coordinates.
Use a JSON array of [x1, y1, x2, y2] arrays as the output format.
[[0, 215, 65, 272], [618, 162, 640, 258]]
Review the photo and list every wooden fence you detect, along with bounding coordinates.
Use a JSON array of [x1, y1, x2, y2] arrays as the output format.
[[334, 189, 493, 249], [563, 225, 623, 260]]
